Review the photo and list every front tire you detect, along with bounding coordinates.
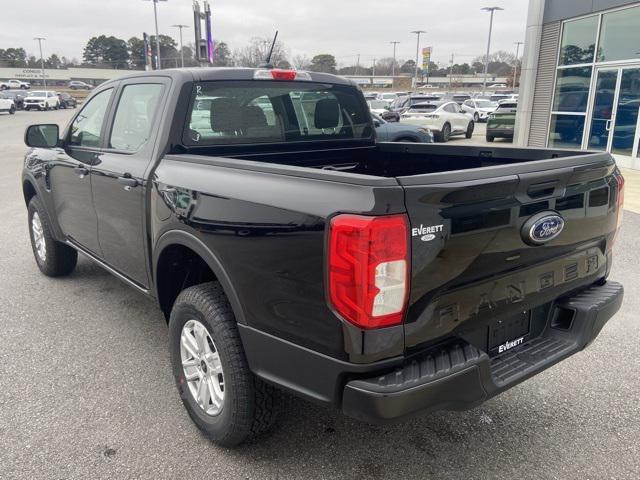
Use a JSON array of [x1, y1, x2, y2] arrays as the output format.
[[473, 112, 479, 122], [28, 197, 77, 277], [486, 135, 495, 142], [9, 106, 15, 114], [169, 282, 279, 447]]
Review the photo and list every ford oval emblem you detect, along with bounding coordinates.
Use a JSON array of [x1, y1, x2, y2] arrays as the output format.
[[521, 212, 565, 246]]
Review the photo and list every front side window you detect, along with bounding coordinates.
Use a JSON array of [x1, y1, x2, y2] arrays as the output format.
[[109, 83, 164, 152], [558, 16, 598, 65], [69, 88, 113, 148], [184, 81, 372, 145]]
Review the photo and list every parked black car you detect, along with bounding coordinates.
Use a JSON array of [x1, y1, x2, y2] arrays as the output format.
[[1, 89, 26, 109], [22, 68, 624, 447], [57, 92, 77, 109]]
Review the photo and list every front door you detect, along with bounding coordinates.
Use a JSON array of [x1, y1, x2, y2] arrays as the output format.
[[90, 81, 166, 288], [586, 67, 640, 156], [49, 87, 114, 254]]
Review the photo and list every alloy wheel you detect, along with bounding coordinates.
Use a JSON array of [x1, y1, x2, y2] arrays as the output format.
[[180, 319, 225, 416], [31, 212, 46, 262]]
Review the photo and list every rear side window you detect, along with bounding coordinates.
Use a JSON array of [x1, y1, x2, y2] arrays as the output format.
[[69, 88, 113, 148], [109, 83, 164, 151], [183, 81, 372, 145]]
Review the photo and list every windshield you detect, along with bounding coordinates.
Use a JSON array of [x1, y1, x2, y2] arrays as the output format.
[[380, 93, 396, 100], [476, 100, 497, 108], [27, 91, 47, 97], [183, 81, 372, 146], [409, 104, 438, 112], [368, 100, 388, 109]]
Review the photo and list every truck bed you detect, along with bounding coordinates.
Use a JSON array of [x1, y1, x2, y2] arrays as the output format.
[[172, 142, 609, 182]]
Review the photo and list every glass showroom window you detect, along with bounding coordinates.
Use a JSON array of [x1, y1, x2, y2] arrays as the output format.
[[548, 15, 598, 148], [558, 15, 598, 66], [598, 6, 640, 63]]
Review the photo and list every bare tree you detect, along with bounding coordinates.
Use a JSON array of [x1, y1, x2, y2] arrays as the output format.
[[373, 57, 398, 76], [233, 37, 289, 67], [291, 54, 310, 70]]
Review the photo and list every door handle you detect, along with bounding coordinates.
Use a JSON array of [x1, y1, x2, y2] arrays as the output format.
[[117, 174, 138, 190], [605, 119, 612, 131], [73, 165, 89, 177]]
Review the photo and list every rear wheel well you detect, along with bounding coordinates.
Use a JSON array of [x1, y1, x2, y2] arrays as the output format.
[[23, 180, 37, 206], [156, 244, 217, 319]]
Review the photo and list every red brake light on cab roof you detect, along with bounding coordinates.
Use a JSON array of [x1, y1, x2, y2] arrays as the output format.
[[328, 214, 410, 329], [253, 69, 312, 81]]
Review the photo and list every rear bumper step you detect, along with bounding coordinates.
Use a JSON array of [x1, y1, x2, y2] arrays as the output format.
[[342, 281, 623, 423]]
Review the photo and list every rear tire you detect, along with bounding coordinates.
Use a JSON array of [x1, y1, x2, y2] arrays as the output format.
[[28, 197, 77, 277], [436, 123, 451, 143], [9, 106, 15, 114], [465, 121, 475, 139], [169, 282, 279, 447], [486, 135, 495, 142]]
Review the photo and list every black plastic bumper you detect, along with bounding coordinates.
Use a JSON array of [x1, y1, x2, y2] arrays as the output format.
[[342, 281, 623, 423]]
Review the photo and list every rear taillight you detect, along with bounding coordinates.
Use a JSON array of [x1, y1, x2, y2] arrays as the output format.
[[610, 172, 625, 250], [328, 214, 410, 329], [253, 69, 312, 81], [616, 173, 625, 228]]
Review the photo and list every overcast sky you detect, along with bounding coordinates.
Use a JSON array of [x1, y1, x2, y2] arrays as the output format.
[[1, 0, 530, 67]]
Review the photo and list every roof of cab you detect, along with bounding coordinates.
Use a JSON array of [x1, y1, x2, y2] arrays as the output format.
[[96, 67, 356, 88]]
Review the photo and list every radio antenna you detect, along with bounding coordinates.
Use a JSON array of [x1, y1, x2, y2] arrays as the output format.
[[259, 30, 279, 68]]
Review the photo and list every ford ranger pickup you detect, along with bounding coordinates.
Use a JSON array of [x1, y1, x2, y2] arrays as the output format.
[[21, 67, 624, 446]]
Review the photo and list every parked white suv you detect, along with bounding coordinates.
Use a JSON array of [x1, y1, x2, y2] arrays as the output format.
[[400, 101, 474, 142], [0, 94, 16, 114], [461, 99, 498, 122], [0, 79, 31, 90], [23, 91, 59, 111]]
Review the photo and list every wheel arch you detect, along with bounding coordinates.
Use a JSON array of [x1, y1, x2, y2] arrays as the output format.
[[153, 230, 247, 325], [23, 178, 37, 206]]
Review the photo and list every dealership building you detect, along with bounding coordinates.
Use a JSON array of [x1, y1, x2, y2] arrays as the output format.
[[516, 0, 640, 169]]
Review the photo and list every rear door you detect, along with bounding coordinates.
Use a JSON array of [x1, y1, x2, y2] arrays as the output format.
[[50, 87, 114, 254], [399, 154, 622, 352], [90, 79, 167, 287]]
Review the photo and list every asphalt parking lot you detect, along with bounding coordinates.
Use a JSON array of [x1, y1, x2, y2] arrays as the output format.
[[1, 108, 639, 480]]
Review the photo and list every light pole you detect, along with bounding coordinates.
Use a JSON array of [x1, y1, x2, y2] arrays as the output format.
[[34, 37, 46, 90], [372, 58, 376, 77], [411, 30, 426, 90], [355, 53, 360, 75], [172, 24, 189, 67], [481, 6, 503, 94], [390, 41, 400, 77], [145, 0, 168, 69], [513, 41, 523, 88]]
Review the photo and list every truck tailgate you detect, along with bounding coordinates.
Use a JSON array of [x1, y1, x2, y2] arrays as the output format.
[[399, 155, 622, 353]]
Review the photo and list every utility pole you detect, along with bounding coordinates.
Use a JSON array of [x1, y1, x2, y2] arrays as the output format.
[[390, 41, 400, 77], [481, 6, 503, 94], [145, 0, 168, 69], [356, 53, 360, 75], [172, 24, 189, 67], [372, 58, 376, 77], [513, 41, 524, 88], [411, 30, 426, 90], [34, 37, 46, 90], [449, 53, 454, 91]]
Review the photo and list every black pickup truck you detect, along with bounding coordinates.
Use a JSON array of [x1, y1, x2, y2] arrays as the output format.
[[22, 68, 624, 446]]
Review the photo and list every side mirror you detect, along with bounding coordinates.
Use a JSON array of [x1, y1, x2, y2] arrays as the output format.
[[25, 124, 59, 148], [373, 120, 381, 127]]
